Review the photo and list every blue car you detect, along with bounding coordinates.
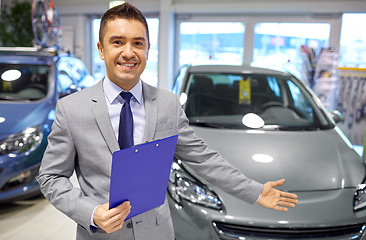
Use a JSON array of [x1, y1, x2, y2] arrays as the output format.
[[0, 47, 95, 203]]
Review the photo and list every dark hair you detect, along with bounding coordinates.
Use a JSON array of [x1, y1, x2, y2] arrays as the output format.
[[99, 2, 150, 45]]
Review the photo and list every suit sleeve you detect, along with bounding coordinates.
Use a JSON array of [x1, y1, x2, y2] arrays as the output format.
[[173, 95, 263, 204], [37, 99, 99, 231]]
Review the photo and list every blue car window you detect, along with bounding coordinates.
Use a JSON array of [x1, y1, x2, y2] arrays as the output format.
[[0, 63, 49, 101]]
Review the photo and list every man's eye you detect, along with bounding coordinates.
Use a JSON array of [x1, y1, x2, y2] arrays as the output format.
[[135, 42, 143, 46], [113, 41, 123, 45]]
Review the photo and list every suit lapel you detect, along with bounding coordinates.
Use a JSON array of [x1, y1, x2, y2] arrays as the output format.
[[142, 82, 157, 142], [90, 80, 120, 154]]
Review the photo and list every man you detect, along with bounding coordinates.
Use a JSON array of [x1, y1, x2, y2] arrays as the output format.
[[37, 2, 298, 240]]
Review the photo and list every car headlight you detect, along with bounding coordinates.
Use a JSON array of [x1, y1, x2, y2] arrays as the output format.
[[168, 160, 222, 210], [0, 125, 43, 156], [354, 184, 366, 211]]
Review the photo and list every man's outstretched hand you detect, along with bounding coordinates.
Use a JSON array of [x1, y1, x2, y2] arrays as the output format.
[[257, 179, 298, 211]]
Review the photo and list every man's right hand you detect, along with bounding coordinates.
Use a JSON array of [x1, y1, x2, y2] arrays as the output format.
[[93, 201, 131, 233]]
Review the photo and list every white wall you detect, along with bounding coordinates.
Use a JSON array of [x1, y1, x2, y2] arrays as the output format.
[[60, 15, 90, 64]]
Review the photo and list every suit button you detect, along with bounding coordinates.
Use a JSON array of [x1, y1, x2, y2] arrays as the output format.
[[126, 222, 133, 229]]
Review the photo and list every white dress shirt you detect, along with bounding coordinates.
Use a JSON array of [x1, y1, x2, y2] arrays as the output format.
[[103, 76, 146, 145]]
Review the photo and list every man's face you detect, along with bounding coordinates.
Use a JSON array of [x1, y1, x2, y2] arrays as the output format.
[[97, 18, 150, 90]]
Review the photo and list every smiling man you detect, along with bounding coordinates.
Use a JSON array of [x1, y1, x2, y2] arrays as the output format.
[[97, 16, 149, 91], [37, 2, 298, 240]]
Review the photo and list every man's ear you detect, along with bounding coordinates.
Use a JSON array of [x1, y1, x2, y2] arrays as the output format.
[[97, 41, 104, 60]]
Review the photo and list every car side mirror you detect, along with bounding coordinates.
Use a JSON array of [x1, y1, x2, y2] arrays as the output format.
[[328, 110, 344, 124]]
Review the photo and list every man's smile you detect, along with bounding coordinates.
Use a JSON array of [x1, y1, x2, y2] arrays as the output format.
[[118, 62, 138, 68]]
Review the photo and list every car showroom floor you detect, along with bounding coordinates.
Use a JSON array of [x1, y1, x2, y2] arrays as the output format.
[[0, 146, 364, 240], [0, 174, 78, 240]]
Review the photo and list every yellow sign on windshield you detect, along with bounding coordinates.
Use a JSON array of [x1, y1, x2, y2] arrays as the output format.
[[239, 78, 251, 104]]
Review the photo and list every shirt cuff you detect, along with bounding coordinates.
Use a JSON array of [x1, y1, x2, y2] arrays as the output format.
[[255, 193, 261, 203], [90, 205, 99, 232]]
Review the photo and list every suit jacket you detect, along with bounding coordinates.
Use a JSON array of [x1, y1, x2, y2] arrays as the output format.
[[37, 79, 263, 240]]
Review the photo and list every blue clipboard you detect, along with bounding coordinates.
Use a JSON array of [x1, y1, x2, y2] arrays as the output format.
[[109, 135, 178, 219]]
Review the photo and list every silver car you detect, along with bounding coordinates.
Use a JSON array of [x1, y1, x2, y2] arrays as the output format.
[[168, 65, 366, 240]]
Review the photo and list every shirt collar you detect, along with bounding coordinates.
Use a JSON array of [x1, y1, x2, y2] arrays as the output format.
[[103, 76, 143, 104]]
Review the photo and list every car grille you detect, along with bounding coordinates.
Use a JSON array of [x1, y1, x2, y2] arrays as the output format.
[[213, 221, 366, 240]]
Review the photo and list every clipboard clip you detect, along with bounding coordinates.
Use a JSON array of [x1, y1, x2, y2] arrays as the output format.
[[133, 140, 161, 153]]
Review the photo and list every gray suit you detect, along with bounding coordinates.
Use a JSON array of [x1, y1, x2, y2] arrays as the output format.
[[37, 79, 263, 240]]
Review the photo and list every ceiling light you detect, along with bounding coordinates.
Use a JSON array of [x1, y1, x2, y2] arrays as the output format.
[[242, 113, 265, 128], [252, 154, 274, 163], [180, 93, 188, 105], [1, 69, 21, 81]]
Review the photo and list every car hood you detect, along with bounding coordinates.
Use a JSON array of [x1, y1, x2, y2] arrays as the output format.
[[0, 101, 54, 140], [190, 126, 365, 191]]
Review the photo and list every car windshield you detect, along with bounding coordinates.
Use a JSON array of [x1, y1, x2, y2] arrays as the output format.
[[0, 63, 49, 101], [183, 72, 332, 130]]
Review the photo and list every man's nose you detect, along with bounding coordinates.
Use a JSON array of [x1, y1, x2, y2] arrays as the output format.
[[121, 43, 134, 59]]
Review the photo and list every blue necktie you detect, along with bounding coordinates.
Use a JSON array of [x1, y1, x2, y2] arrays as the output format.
[[118, 92, 134, 149]]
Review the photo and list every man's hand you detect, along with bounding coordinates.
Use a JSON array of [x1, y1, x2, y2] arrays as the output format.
[[257, 179, 298, 211], [93, 201, 131, 233]]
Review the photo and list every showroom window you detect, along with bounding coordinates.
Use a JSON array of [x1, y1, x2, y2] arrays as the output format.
[[91, 18, 159, 87], [339, 13, 366, 68], [178, 22, 245, 66], [252, 22, 331, 80]]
